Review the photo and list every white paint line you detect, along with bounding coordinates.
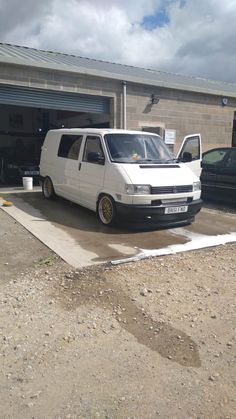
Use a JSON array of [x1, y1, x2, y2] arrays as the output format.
[[111, 232, 236, 265], [0, 197, 99, 268]]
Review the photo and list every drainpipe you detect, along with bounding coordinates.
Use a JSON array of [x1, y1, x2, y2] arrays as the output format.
[[122, 81, 127, 129]]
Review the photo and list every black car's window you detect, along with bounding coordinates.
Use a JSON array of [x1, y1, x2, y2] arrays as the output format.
[[83, 136, 104, 162], [58, 135, 83, 160], [225, 149, 236, 168], [202, 149, 228, 165]]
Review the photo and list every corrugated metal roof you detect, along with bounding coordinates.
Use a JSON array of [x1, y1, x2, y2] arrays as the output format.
[[0, 43, 236, 98]]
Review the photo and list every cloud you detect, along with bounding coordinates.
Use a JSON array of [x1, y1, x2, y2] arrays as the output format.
[[0, 0, 50, 37], [0, 0, 236, 83], [165, 0, 236, 81]]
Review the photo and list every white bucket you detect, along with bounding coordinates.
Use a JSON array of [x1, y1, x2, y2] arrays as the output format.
[[22, 177, 33, 191]]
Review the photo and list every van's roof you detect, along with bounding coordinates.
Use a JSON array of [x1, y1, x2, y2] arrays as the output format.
[[48, 128, 160, 136]]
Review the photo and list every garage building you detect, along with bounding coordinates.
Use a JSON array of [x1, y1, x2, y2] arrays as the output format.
[[0, 43, 236, 185]]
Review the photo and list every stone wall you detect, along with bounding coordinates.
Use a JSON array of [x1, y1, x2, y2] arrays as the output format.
[[125, 83, 236, 152]]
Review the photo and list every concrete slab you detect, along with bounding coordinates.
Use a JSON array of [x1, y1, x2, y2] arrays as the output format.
[[0, 186, 41, 194], [1, 190, 236, 268]]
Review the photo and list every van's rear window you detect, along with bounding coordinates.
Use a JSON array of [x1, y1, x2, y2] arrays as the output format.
[[58, 135, 83, 160]]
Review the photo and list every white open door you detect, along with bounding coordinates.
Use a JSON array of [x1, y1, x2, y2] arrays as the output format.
[[177, 133, 202, 178]]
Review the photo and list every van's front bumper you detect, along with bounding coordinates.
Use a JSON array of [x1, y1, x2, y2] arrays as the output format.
[[116, 199, 202, 228]]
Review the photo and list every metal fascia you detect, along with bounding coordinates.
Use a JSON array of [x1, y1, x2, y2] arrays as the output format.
[[0, 55, 236, 98]]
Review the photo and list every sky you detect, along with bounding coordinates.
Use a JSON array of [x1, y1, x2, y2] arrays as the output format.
[[0, 0, 236, 83]]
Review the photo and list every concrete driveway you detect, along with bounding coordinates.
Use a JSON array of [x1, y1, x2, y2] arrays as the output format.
[[1, 189, 236, 268]]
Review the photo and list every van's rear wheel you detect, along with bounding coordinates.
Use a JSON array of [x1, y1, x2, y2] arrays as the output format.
[[42, 177, 55, 199], [97, 194, 116, 226]]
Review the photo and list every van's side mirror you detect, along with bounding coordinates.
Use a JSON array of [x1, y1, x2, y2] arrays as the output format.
[[181, 151, 192, 162], [87, 152, 105, 164]]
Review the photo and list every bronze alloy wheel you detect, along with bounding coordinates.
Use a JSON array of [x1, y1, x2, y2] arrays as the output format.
[[98, 195, 116, 225]]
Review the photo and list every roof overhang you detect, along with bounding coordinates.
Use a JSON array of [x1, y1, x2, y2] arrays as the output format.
[[1, 55, 236, 99]]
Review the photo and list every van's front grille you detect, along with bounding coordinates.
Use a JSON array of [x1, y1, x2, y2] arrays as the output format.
[[151, 185, 192, 194], [151, 197, 193, 206]]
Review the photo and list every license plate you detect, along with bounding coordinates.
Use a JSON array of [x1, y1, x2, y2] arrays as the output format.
[[24, 171, 39, 175], [165, 205, 188, 214]]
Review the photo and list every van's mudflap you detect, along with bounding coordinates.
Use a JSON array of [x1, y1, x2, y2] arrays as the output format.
[[116, 199, 202, 227]]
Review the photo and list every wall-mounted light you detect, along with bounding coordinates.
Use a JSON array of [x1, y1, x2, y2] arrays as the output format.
[[86, 118, 93, 125], [222, 97, 228, 106], [150, 94, 159, 105]]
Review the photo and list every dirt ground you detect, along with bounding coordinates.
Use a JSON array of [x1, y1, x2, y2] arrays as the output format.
[[0, 209, 235, 419]]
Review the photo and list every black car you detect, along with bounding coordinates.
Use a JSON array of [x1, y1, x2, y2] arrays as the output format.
[[0, 147, 39, 185], [200, 147, 236, 204]]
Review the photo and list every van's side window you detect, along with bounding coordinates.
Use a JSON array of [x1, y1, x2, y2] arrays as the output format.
[[83, 136, 104, 162], [58, 135, 83, 160]]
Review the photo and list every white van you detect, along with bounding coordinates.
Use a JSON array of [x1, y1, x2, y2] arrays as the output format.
[[40, 129, 202, 227]]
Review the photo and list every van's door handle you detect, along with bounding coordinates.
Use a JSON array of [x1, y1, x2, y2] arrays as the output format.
[[78, 162, 82, 171]]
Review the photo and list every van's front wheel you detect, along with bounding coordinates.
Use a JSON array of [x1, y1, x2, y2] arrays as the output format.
[[42, 177, 55, 199], [97, 194, 117, 226]]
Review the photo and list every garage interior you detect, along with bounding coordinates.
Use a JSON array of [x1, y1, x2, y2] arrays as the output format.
[[0, 85, 110, 186]]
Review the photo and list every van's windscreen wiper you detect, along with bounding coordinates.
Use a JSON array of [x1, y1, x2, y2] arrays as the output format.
[[135, 159, 177, 164], [135, 159, 163, 163], [164, 158, 178, 163]]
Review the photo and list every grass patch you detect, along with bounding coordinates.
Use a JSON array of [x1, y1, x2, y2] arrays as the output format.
[[35, 254, 58, 267]]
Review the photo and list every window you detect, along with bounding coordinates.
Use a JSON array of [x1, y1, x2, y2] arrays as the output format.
[[202, 149, 228, 165], [105, 133, 172, 163], [181, 136, 200, 161], [225, 149, 236, 168], [58, 135, 83, 160], [83, 136, 104, 162], [142, 126, 163, 136]]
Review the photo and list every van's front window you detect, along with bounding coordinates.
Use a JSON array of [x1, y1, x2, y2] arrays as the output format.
[[104, 133, 174, 163]]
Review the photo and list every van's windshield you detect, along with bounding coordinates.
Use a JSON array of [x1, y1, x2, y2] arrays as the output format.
[[104, 133, 174, 164]]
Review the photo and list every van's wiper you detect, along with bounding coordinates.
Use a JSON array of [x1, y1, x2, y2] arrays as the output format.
[[136, 159, 163, 163], [136, 158, 179, 164], [164, 158, 178, 163]]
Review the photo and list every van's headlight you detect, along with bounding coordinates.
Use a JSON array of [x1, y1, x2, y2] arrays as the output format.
[[193, 181, 201, 191], [125, 184, 151, 195]]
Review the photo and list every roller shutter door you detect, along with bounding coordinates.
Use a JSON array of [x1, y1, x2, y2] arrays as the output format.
[[0, 85, 109, 113]]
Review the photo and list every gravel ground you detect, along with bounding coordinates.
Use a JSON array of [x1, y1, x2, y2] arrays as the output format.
[[0, 209, 235, 419]]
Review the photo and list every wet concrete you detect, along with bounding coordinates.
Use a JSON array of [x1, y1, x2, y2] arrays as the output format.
[[4, 191, 188, 262], [1, 190, 236, 266], [184, 206, 236, 236]]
